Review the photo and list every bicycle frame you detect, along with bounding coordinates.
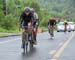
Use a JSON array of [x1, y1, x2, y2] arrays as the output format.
[[23, 26, 34, 54]]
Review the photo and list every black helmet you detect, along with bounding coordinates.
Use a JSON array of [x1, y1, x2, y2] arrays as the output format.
[[24, 7, 31, 13]]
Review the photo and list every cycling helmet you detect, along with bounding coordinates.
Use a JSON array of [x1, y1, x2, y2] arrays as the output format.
[[24, 7, 31, 13], [64, 20, 68, 23], [50, 17, 55, 20], [30, 8, 35, 12]]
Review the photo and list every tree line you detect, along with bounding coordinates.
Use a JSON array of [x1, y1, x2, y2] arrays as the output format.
[[0, 0, 75, 32]]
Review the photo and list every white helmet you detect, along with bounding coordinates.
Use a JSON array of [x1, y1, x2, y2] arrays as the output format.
[[30, 8, 35, 12], [24, 7, 31, 13]]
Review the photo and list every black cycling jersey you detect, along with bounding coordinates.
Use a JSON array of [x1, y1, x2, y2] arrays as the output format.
[[20, 12, 33, 26], [48, 19, 56, 26]]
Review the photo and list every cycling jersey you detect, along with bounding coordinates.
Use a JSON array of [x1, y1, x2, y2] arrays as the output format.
[[64, 20, 68, 25], [20, 12, 33, 28], [32, 12, 39, 28], [48, 18, 56, 26]]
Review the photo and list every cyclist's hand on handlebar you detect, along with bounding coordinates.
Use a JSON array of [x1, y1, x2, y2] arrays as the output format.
[[28, 22, 32, 27]]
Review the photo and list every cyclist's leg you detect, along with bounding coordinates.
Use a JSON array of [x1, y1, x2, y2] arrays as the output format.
[[50, 26, 52, 35], [33, 23, 37, 44], [50, 26, 54, 37], [50, 27, 53, 36], [64, 24, 66, 32], [36, 21, 39, 36], [32, 28, 36, 44], [27, 23, 34, 49], [33, 28, 37, 40], [52, 27, 54, 37], [21, 25, 28, 48], [48, 27, 50, 33], [66, 25, 67, 31], [36, 27, 38, 36], [27, 22, 34, 44], [21, 28, 25, 48]]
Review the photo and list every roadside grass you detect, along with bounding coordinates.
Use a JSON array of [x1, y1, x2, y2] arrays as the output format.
[[0, 26, 57, 37], [0, 33, 12, 37], [39, 26, 57, 31], [0, 28, 20, 37], [0, 28, 20, 33]]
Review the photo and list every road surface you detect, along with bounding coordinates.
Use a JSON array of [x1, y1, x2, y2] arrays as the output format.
[[0, 31, 75, 60]]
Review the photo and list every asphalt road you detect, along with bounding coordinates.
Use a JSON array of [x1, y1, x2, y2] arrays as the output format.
[[0, 31, 75, 60]]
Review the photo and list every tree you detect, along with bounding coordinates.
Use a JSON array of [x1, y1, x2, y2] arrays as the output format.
[[30, 1, 40, 12]]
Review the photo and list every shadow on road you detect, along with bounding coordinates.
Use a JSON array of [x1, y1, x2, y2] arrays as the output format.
[[21, 47, 37, 59]]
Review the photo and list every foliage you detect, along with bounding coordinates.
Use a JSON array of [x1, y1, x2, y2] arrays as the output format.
[[38, 0, 75, 19], [0, 0, 75, 32]]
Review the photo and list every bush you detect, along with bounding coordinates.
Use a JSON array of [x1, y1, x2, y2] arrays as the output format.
[[0, 28, 7, 32], [1, 14, 18, 30]]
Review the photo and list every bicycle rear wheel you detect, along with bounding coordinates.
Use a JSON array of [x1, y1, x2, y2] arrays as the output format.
[[49, 28, 54, 37]]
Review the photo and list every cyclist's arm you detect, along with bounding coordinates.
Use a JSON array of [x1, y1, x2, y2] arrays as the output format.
[[35, 13, 39, 26], [48, 22, 50, 28], [19, 14, 24, 28]]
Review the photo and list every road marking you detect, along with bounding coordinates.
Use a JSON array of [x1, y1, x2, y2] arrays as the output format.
[[0, 38, 21, 44], [51, 32, 75, 60], [51, 58, 62, 60], [49, 50, 56, 55], [59, 43, 63, 46]]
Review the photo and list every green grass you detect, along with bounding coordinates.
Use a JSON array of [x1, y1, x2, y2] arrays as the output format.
[[0, 28, 20, 37], [0, 28, 20, 33], [39, 26, 57, 31], [0, 34, 10, 37]]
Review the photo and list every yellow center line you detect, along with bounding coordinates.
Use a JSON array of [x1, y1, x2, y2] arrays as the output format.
[[51, 32, 75, 60]]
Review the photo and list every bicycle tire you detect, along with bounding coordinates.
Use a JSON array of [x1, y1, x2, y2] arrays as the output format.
[[49, 28, 54, 37], [23, 32, 29, 54], [29, 34, 33, 50]]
